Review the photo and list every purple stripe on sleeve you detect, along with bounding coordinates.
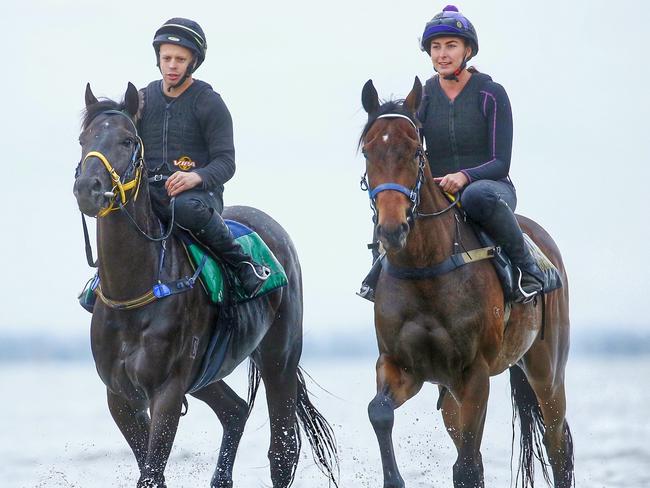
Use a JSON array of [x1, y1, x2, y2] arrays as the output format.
[[460, 169, 473, 183], [468, 158, 496, 172], [480, 91, 497, 159]]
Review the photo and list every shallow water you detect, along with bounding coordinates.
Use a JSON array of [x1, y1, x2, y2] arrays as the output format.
[[1, 356, 649, 487]]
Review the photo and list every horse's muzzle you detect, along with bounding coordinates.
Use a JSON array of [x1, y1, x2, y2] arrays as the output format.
[[376, 222, 409, 251], [73, 176, 110, 217]]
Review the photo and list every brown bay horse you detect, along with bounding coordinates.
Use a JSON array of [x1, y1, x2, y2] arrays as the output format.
[[359, 78, 573, 488], [72, 83, 337, 488]]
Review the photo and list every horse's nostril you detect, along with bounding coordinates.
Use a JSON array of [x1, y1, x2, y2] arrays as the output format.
[[91, 178, 102, 193]]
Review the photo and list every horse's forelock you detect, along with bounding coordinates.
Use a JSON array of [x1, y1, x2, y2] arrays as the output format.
[[81, 98, 127, 130], [358, 100, 417, 149]]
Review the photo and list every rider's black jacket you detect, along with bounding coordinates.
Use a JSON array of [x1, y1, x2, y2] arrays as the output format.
[[138, 79, 235, 195], [418, 72, 513, 184]]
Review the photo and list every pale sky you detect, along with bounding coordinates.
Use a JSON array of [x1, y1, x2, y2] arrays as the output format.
[[2, 0, 649, 335]]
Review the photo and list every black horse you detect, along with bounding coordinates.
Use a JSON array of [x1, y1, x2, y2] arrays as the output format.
[[73, 82, 337, 488]]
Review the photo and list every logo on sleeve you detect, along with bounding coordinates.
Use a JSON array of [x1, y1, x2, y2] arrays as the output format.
[[173, 156, 196, 171]]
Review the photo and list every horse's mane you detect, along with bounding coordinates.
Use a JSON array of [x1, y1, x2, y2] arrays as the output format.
[[82, 98, 128, 130], [358, 99, 419, 149]]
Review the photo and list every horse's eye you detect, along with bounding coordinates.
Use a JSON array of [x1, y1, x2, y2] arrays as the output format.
[[122, 138, 134, 147]]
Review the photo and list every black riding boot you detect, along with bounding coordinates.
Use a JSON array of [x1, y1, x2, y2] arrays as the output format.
[[195, 213, 270, 297], [358, 255, 382, 302], [357, 241, 382, 302], [482, 199, 544, 303]]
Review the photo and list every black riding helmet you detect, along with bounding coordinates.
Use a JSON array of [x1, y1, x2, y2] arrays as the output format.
[[153, 18, 207, 73], [420, 5, 478, 59]]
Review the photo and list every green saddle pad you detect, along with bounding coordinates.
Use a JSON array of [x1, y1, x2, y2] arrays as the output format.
[[182, 222, 288, 303]]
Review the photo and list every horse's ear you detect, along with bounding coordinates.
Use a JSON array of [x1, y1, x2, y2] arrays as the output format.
[[124, 82, 140, 117], [361, 79, 380, 115], [404, 76, 422, 115], [85, 83, 98, 107]]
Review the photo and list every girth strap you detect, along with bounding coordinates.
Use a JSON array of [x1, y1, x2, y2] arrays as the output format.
[[95, 285, 157, 310], [384, 246, 497, 280]]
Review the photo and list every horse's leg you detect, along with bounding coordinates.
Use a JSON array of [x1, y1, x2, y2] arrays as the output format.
[[137, 382, 185, 488], [534, 381, 573, 488], [258, 359, 300, 488], [107, 390, 150, 473], [447, 361, 490, 488], [522, 356, 574, 487], [368, 354, 423, 488], [438, 385, 462, 449], [190, 380, 249, 488]]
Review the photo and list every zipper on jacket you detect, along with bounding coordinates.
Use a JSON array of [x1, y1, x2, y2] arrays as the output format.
[[448, 100, 460, 172], [162, 104, 171, 171]]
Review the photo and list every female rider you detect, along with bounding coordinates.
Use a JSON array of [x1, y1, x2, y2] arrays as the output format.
[[359, 5, 544, 303], [418, 5, 544, 302]]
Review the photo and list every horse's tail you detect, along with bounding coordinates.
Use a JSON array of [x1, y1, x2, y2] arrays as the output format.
[[246, 359, 262, 415], [509, 365, 551, 487], [296, 368, 340, 487]]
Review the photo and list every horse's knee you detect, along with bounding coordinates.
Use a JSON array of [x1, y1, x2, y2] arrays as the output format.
[[368, 394, 395, 432]]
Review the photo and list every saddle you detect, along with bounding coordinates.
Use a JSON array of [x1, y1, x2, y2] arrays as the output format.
[[358, 221, 562, 305], [472, 225, 563, 302], [178, 220, 288, 304], [78, 220, 288, 311]]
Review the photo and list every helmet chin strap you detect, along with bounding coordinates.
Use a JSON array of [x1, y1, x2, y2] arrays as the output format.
[[161, 56, 197, 93], [441, 55, 468, 82], [167, 69, 191, 92]]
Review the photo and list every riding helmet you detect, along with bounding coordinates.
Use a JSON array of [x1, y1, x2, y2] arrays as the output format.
[[152, 18, 207, 72], [420, 5, 478, 58]]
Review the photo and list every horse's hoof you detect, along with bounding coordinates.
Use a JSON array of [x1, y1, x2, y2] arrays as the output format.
[[210, 476, 232, 488], [137, 477, 167, 488], [211, 480, 233, 488]]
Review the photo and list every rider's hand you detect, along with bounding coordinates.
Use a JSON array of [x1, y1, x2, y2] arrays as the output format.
[[433, 172, 469, 194], [165, 171, 203, 197]]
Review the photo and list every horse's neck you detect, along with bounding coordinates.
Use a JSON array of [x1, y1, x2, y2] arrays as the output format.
[[394, 179, 459, 267], [96, 185, 162, 297]]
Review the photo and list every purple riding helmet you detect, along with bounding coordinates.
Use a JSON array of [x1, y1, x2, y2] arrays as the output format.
[[420, 5, 478, 80]]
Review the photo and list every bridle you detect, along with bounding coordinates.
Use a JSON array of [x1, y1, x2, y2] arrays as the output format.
[[358, 111, 498, 282], [76, 109, 197, 310], [77, 109, 175, 271], [360, 113, 457, 223], [80, 110, 144, 217]]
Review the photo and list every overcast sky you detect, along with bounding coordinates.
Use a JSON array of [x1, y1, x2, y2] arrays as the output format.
[[1, 0, 649, 336]]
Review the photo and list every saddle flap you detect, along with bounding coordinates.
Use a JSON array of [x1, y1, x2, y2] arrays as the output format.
[[181, 220, 288, 303], [523, 234, 563, 294]]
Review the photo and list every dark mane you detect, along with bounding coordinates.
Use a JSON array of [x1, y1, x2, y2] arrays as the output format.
[[82, 98, 127, 130], [358, 99, 418, 149]]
